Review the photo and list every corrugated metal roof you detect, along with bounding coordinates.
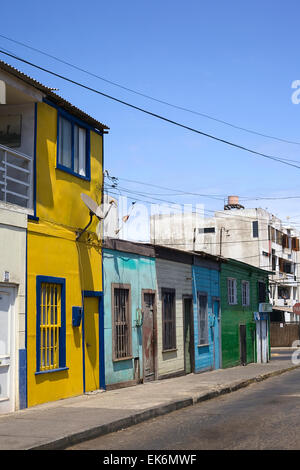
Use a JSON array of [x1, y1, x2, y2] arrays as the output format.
[[0, 60, 109, 131]]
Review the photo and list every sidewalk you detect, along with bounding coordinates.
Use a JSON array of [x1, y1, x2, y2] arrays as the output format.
[[0, 350, 299, 450]]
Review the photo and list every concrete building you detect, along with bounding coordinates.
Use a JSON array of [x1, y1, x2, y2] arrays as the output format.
[[150, 196, 300, 323]]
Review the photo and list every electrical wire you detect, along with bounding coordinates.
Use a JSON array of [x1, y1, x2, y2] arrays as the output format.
[[104, 183, 297, 228], [1, 49, 300, 172], [1, 33, 300, 147]]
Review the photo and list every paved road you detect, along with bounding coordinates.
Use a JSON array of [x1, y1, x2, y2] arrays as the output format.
[[68, 367, 300, 450]]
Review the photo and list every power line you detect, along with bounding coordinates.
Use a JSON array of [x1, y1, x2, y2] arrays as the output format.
[[1, 33, 300, 147], [104, 181, 300, 229], [1, 49, 300, 172], [110, 176, 300, 206]]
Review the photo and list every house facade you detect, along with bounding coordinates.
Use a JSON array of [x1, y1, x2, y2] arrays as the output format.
[[154, 245, 194, 379], [192, 253, 221, 373], [0, 207, 27, 413], [103, 238, 157, 388], [0, 60, 109, 409], [220, 258, 270, 368]]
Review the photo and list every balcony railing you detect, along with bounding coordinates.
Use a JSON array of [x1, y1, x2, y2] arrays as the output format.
[[0, 144, 33, 209]]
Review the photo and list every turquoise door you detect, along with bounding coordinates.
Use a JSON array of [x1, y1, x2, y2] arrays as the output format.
[[212, 299, 220, 370]]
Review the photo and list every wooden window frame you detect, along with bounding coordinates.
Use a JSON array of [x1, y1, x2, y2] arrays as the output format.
[[56, 109, 91, 181], [161, 288, 176, 352], [35, 276, 67, 374], [227, 277, 237, 305], [242, 280, 250, 307], [111, 283, 132, 362]]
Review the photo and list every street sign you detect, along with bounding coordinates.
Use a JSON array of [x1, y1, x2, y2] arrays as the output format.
[[293, 303, 300, 315]]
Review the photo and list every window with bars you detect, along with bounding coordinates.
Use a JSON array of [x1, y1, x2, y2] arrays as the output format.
[[36, 276, 66, 373], [162, 289, 176, 351], [227, 278, 237, 305], [242, 280, 250, 306], [112, 286, 132, 360], [198, 293, 208, 345]]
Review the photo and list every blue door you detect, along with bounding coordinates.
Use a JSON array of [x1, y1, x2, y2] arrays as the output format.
[[212, 299, 220, 370]]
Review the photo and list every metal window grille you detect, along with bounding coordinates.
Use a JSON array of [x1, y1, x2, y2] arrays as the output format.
[[0, 144, 32, 209], [198, 294, 208, 345], [162, 291, 176, 350], [114, 288, 131, 359], [40, 283, 61, 371]]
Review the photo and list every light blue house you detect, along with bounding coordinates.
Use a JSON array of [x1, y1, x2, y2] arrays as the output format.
[[103, 238, 157, 388], [192, 253, 222, 373]]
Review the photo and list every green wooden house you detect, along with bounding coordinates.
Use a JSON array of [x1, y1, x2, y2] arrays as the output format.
[[220, 258, 270, 368]]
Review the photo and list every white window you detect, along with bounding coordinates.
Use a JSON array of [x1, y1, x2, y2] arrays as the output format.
[[242, 280, 250, 306], [227, 278, 237, 305]]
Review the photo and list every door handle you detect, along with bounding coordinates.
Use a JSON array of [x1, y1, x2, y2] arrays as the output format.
[[86, 342, 91, 348]]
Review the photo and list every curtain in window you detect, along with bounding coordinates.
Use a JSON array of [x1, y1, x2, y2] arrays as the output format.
[[74, 125, 86, 176], [59, 117, 72, 169]]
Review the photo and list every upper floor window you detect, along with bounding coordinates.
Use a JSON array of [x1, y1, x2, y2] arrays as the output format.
[[57, 114, 90, 179], [252, 221, 259, 238], [242, 280, 250, 306], [227, 278, 237, 305]]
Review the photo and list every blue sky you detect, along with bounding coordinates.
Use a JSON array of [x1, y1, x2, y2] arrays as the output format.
[[2, 0, 300, 230]]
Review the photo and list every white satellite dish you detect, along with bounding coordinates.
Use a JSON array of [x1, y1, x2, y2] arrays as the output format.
[[76, 193, 117, 241]]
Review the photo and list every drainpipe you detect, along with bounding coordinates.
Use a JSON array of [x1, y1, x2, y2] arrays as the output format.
[[219, 227, 224, 256], [193, 227, 196, 251]]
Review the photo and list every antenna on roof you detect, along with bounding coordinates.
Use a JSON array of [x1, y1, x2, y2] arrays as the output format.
[[76, 193, 117, 241]]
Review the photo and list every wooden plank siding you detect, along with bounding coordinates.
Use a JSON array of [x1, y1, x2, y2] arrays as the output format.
[[220, 260, 269, 368], [155, 258, 193, 378], [192, 264, 221, 372], [103, 248, 157, 387]]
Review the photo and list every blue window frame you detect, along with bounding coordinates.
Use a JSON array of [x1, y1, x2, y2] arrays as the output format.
[[35, 276, 67, 374], [56, 109, 91, 181]]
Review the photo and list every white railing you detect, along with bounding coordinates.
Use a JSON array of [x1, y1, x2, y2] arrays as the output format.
[[0, 144, 33, 209]]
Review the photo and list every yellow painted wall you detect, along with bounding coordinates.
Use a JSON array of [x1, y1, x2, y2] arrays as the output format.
[[27, 101, 103, 407]]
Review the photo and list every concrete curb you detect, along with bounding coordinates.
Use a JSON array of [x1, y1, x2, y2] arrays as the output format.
[[28, 363, 300, 450]]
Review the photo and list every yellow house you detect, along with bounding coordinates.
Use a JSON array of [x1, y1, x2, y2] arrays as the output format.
[[0, 60, 109, 408]]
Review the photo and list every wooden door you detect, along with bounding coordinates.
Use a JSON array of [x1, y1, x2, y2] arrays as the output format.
[[0, 287, 15, 413], [83, 296, 100, 393], [142, 292, 155, 382], [183, 297, 193, 374]]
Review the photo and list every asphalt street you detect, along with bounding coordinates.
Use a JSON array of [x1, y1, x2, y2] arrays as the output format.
[[68, 366, 300, 450]]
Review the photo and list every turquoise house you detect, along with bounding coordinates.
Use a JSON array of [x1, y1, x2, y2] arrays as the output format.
[[103, 238, 157, 388], [192, 252, 222, 373]]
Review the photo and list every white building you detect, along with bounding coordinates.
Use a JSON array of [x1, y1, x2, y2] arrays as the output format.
[[150, 196, 300, 323], [0, 62, 36, 412]]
